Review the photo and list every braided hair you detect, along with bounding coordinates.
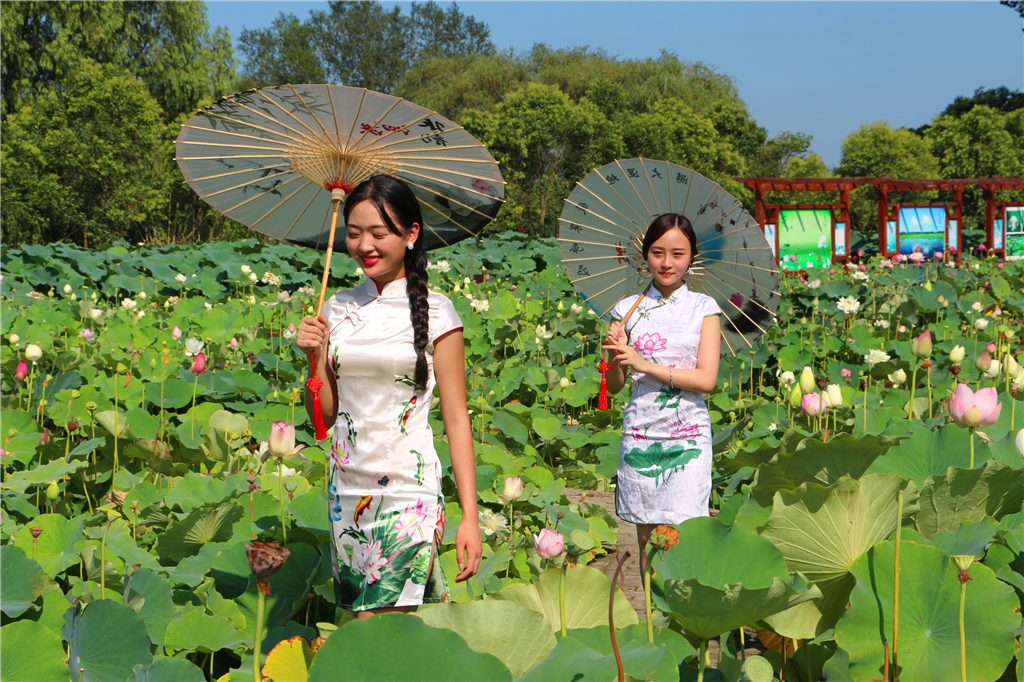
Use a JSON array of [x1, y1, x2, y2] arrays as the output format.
[[343, 175, 431, 392]]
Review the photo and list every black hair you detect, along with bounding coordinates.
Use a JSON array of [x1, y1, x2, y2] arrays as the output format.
[[343, 175, 430, 393], [641, 213, 699, 261]]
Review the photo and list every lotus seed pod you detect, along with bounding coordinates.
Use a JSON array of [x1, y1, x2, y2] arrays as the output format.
[[569, 529, 595, 554], [740, 655, 773, 682]]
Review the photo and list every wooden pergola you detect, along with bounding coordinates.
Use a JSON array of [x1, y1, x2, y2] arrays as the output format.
[[978, 177, 1024, 257], [873, 177, 967, 267]]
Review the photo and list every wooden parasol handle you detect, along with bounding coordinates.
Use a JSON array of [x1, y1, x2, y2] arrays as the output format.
[[308, 189, 346, 440]]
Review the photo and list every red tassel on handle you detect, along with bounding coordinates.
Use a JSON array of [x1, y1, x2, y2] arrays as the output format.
[[598, 356, 610, 411], [307, 350, 328, 440]]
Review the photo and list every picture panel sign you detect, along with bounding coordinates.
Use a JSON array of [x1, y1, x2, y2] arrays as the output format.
[[898, 206, 945, 258], [779, 209, 831, 271]]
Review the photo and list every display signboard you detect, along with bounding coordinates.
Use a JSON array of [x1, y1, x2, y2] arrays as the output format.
[[1007, 207, 1024, 260], [779, 209, 831, 271], [898, 206, 946, 258]]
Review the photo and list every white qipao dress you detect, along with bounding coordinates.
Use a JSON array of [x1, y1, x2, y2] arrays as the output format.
[[611, 284, 721, 524], [324, 278, 462, 610]]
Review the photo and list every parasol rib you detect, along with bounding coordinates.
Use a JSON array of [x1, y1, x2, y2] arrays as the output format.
[[640, 158, 664, 216], [196, 171, 303, 201], [189, 113, 302, 144], [615, 159, 656, 222], [250, 179, 316, 232]]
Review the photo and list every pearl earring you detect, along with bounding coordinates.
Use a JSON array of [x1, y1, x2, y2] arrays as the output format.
[[407, 241, 415, 251]]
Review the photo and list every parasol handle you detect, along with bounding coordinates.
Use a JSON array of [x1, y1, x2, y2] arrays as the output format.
[[309, 189, 346, 441], [597, 282, 652, 411]]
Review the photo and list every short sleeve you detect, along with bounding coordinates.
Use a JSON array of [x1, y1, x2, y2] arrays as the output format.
[[611, 295, 637, 323], [427, 293, 463, 352], [702, 295, 722, 318]]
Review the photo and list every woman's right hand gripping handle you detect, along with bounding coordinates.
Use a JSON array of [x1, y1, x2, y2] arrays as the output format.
[[297, 316, 337, 430]]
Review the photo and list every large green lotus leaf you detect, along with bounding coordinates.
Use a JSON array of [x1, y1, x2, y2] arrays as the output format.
[[517, 635, 677, 682], [0, 545, 45, 617], [0, 620, 68, 682], [756, 474, 916, 637], [84, 518, 161, 571], [155, 502, 244, 562], [865, 422, 971, 486], [12, 513, 86, 578], [289, 487, 329, 536], [204, 410, 249, 461], [161, 471, 248, 512], [64, 599, 153, 682], [95, 409, 131, 438], [416, 599, 557, 678], [19, 588, 73, 638], [664, 573, 820, 646], [565, 623, 697, 668], [130, 657, 206, 682], [489, 565, 639, 633], [750, 433, 898, 504], [0, 408, 42, 464], [2, 457, 89, 494], [441, 544, 513, 603], [652, 516, 790, 590], [836, 541, 1019, 682], [235, 542, 320, 640], [898, 517, 1002, 559], [307, 613, 513, 681], [145, 378, 195, 408], [163, 606, 249, 654], [122, 568, 179, 647], [913, 460, 1024, 537]]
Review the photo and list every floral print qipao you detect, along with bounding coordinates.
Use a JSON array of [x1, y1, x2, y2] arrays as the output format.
[[611, 284, 721, 524], [324, 278, 461, 610]]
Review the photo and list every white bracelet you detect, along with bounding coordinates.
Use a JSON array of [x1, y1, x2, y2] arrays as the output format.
[[669, 366, 674, 387]]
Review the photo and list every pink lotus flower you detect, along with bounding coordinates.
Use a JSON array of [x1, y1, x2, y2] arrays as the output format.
[[911, 330, 932, 358], [172, 326, 182, 340], [670, 421, 701, 440], [857, 249, 864, 257], [191, 352, 207, 375], [975, 351, 992, 372], [269, 421, 296, 458], [840, 368, 852, 378], [949, 384, 1002, 427], [354, 539, 389, 584], [230, 337, 238, 349], [801, 392, 824, 417], [14, 360, 28, 381], [394, 499, 428, 541], [633, 332, 668, 355], [534, 528, 565, 559], [987, 343, 997, 353], [39, 429, 51, 446], [79, 329, 95, 342], [860, 264, 867, 271]]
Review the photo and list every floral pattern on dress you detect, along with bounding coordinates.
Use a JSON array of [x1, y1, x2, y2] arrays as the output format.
[[633, 332, 668, 356]]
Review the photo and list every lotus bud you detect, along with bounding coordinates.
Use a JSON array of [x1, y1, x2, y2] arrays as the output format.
[[14, 360, 28, 382], [39, 429, 51, 446], [789, 384, 803, 408], [1014, 429, 1024, 457], [559, 377, 570, 388], [984, 359, 1001, 379], [779, 370, 796, 386], [888, 369, 907, 386], [534, 528, 565, 559], [824, 384, 843, 408], [799, 367, 815, 394], [910, 330, 932, 358], [800, 392, 823, 417], [149, 358, 157, 369], [231, 337, 239, 349], [268, 421, 296, 458], [191, 352, 207, 375], [975, 319, 989, 331], [949, 345, 965, 364], [499, 476, 524, 504], [9, 334, 19, 344], [25, 344, 42, 362], [975, 351, 992, 372], [172, 326, 182, 340], [1004, 355, 1019, 378], [46, 480, 59, 500]]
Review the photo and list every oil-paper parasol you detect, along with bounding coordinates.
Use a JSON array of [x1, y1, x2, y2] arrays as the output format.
[[175, 84, 505, 438], [557, 159, 779, 403]]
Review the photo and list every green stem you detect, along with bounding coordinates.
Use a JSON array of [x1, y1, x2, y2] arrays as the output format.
[[893, 490, 903, 682], [559, 560, 568, 637], [969, 428, 975, 469], [907, 366, 918, 420], [190, 373, 199, 438], [697, 640, 706, 682], [279, 464, 287, 545], [100, 521, 111, 600], [927, 370, 933, 419], [253, 588, 266, 682], [644, 549, 655, 644], [959, 580, 967, 682]]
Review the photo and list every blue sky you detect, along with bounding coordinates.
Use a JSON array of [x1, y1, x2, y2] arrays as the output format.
[[205, 1, 1024, 170]]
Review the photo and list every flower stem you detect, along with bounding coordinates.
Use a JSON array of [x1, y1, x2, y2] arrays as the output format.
[[959, 579, 967, 682], [100, 521, 111, 600], [190, 373, 199, 438], [893, 490, 903, 682], [697, 640, 706, 682], [969, 427, 975, 469], [907, 367, 918, 420], [253, 588, 266, 682], [559, 560, 568, 637], [279, 464, 287, 545], [644, 548, 655, 644]]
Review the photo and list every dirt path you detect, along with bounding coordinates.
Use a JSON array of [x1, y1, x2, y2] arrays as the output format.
[[564, 488, 766, 667]]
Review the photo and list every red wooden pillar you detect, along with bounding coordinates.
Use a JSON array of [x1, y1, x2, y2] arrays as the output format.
[[984, 185, 996, 255], [954, 187, 964, 267], [877, 187, 889, 256], [754, 187, 766, 229], [841, 188, 852, 257]]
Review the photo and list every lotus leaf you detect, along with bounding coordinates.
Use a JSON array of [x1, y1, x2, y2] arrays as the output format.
[[0, 620, 68, 682], [516, 635, 676, 682], [164, 606, 249, 654], [13, 512, 86, 578], [757, 474, 916, 637], [130, 657, 207, 682], [86, 518, 161, 570], [490, 565, 638, 632], [913, 460, 1024, 536], [898, 517, 1002, 558], [836, 541, 1019, 682], [565, 623, 697, 665], [156, 502, 244, 562], [0, 546, 45, 617], [161, 472, 248, 512], [0, 408, 42, 463], [865, 422, 971, 485], [234, 542, 320, 639], [289, 487, 330, 535], [307, 613, 513, 681], [441, 544, 511, 602], [490, 409, 530, 447], [125, 408, 159, 440], [417, 600, 557, 678], [261, 636, 315, 682], [2, 457, 89, 494], [122, 568, 179, 646], [64, 599, 153, 682]]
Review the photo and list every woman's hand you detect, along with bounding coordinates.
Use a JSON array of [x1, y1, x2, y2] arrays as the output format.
[[454, 517, 482, 582], [605, 320, 627, 347], [603, 339, 647, 373], [296, 316, 329, 362]]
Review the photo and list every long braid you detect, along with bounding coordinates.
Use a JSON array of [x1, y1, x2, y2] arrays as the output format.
[[405, 241, 430, 392]]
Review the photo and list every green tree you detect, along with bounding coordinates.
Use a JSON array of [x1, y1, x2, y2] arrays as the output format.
[[237, 13, 325, 88], [1, 58, 171, 246], [463, 82, 624, 236], [1, 1, 236, 120], [837, 121, 939, 231]]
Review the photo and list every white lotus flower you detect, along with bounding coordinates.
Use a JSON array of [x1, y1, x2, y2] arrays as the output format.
[[89, 308, 103, 320], [470, 298, 490, 313], [241, 265, 252, 275], [864, 349, 891, 366], [571, 303, 583, 314], [971, 301, 983, 312], [63, 284, 72, 294], [974, 319, 989, 330], [837, 296, 861, 314], [175, 273, 187, 283], [184, 337, 205, 356], [535, 324, 554, 340]]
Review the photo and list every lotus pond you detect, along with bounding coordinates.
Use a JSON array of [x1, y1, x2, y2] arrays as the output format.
[[1, 234, 1022, 682]]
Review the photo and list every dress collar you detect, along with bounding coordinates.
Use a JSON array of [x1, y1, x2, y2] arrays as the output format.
[[648, 282, 688, 302], [359, 276, 408, 300]]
